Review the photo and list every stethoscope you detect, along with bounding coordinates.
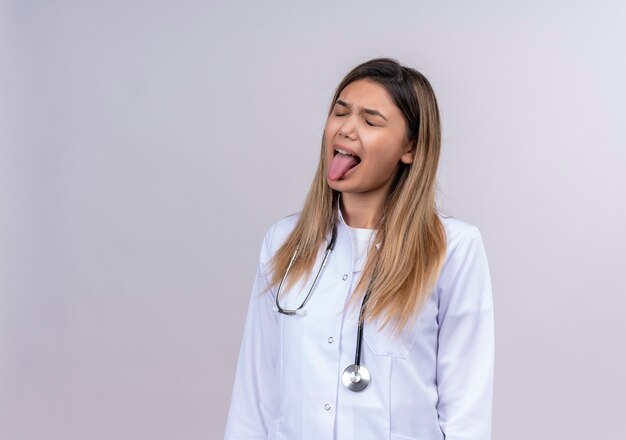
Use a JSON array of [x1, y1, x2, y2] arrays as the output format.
[[272, 224, 373, 392]]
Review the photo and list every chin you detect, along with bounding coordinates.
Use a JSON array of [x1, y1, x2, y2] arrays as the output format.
[[327, 181, 358, 196], [326, 178, 348, 194], [326, 177, 340, 191]]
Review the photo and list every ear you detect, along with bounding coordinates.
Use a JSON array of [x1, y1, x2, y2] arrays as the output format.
[[400, 142, 415, 165]]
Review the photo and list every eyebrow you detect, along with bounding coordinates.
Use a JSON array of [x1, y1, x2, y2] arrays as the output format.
[[336, 99, 388, 121]]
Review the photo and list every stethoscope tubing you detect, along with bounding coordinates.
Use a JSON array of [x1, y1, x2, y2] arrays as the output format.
[[274, 226, 337, 316], [353, 287, 372, 367], [273, 224, 373, 391]]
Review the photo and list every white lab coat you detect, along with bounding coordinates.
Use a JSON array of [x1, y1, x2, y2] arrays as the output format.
[[224, 208, 494, 440]]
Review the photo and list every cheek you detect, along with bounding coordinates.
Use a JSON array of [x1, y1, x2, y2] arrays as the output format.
[[323, 124, 331, 141], [324, 119, 339, 139], [363, 134, 396, 159], [323, 123, 336, 159], [364, 139, 406, 170]]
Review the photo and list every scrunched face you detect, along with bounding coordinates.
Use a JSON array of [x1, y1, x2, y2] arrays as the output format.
[[324, 79, 414, 200]]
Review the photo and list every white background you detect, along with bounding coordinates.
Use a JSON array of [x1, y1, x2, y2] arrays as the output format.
[[1, 1, 625, 439]]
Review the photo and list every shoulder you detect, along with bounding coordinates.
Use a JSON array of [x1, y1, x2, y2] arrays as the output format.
[[437, 212, 489, 286], [438, 213, 482, 249], [261, 212, 301, 256], [436, 213, 492, 311]]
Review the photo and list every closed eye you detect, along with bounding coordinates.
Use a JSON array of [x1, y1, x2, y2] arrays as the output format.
[[334, 110, 377, 127]]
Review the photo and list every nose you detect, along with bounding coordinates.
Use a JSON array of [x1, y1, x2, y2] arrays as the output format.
[[338, 118, 357, 140]]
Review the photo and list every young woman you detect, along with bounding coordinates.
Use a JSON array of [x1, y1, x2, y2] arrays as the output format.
[[224, 58, 494, 440]]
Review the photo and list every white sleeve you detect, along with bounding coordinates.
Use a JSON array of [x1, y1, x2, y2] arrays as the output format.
[[224, 227, 280, 440], [436, 228, 494, 440]]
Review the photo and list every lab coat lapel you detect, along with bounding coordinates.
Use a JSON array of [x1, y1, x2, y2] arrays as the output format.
[[336, 205, 381, 275]]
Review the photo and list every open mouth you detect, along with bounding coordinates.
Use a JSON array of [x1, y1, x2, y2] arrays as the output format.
[[329, 147, 361, 181]]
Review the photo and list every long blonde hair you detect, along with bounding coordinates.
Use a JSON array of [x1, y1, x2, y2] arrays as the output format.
[[269, 58, 447, 334]]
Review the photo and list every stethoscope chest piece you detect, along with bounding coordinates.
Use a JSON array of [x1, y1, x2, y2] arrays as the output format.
[[341, 364, 370, 392], [274, 222, 376, 393]]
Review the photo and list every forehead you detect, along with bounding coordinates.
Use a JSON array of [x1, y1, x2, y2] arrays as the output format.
[[336, 79, 397, 111]]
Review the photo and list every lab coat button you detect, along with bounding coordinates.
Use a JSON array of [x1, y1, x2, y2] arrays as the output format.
[[324, 403, 332, 411], [342, 274, 348, 281], [327, 337, 334, 343]]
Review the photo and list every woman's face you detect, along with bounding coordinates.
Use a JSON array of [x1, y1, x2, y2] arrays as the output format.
[[324, 79, 414, 199]]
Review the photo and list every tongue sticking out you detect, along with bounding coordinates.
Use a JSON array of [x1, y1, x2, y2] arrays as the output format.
[[328, 153, 359, 181]]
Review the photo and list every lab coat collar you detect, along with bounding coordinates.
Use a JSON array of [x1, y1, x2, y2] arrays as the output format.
[[335, 201, 382, 250]]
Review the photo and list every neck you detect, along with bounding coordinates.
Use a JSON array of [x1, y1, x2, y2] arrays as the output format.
[[340, 192, 386, 229]]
